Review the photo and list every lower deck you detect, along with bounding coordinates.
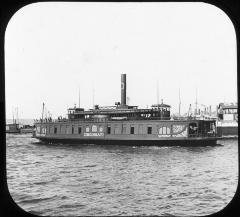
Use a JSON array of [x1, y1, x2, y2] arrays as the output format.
[[33, 119, 217, 146]]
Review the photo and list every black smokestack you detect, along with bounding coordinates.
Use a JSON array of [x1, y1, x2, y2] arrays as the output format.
[[121, 74, 126, 105]]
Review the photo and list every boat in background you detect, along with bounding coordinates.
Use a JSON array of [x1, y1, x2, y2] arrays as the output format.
[[6, 122, 20, 133], [20, 125, 35, 134], [217, 103, 238, 138], [6, 115, 35, 134], [6, 108, 21, 133], [6, 123, 35, 134]]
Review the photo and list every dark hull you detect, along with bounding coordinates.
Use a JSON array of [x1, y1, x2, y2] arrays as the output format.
[[6, 130, 20, 134], [217, 126, 238, 136], [20, 129, 34, 134], [35, 137, 219, 147]]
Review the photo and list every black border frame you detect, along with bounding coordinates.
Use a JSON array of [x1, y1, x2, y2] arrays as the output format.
[[0, 1, 239, 217]]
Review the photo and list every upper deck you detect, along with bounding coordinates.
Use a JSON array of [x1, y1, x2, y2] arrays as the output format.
[[66, 102, 171, 122], [64, 74, 172, 121]]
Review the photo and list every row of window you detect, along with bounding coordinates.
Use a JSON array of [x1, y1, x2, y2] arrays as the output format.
[[222, 109, 237, 114], [54, 126, 82, 134], [106, 126, 171, 135], [106, 126, 152, 134], [50, 125, 172, 135]]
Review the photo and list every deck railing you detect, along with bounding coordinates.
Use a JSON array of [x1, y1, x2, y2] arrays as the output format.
[[189, 131, 216, 138], [34, 116, 173, 123]]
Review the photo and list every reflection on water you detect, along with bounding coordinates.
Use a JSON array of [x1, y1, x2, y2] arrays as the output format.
[[7, 134, 238, 216]]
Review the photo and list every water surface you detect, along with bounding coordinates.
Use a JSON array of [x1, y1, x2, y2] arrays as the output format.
[[7, 134, 238, 216]]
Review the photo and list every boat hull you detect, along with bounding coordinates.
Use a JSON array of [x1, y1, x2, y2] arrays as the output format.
[[217, 126, 238, 137], [6, 130, 20, 134], [20, 128, 34, 134], [35, 136, 219, 146]]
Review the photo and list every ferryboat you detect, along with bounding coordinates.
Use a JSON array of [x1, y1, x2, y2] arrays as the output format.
[[217, 102, 238, 138], [33, 74, 219, 146]]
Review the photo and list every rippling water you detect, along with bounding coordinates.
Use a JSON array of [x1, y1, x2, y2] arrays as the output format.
[[6, 134, 238, 216]]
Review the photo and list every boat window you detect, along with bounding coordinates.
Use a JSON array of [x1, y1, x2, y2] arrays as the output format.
[[159, 127, 163, 134], [49, 126, 53, 134], [107, 126, 111, 134], [114, 125, 120, 134], [147, 126, 152, 134], [130, 126, 134, 134], [159, 126, 170, 135], [167, 127, 170, 134], [189, 123, 198, 137], [72, 126, 74, 134], [122, 125, 126, 134], [54, 127, 57, 134], [92, 125, 97, 132], [44, 127, 47, 134], [78, 127, 81, 134], [99, 126, 103, 132]]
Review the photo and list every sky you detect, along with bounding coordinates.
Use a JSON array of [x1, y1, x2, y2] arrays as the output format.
[[5, 2, 237, 119]]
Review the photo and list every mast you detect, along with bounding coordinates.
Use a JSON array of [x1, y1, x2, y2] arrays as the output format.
[[45, 106, 48, 120], [188, 104, 192, 117], [12, 107, 15, 124], [195, 88, 198, 115], [92, 81, 95, 108], [78, 88, 80, 108], [41, 103, 45, 121], [178, 88, 181, 116], [16, 107, 19, 124], [48, 111, 51, 119], [40, 102, 45, 135]]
